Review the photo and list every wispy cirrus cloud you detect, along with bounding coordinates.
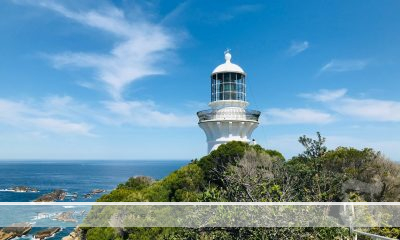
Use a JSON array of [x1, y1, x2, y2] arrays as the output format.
[[0, 95, 195, 138], [103, 100, 195, 128], [299, 88, 347, 102], [333, 98, 400, 122], [263, 108, 334, 125], [15, 0, 179, 100], [267, 87, 400, 125], [218, 4, 263, 21], [286, 41, 309, 56], [319, 59, 369, 74], [0, 97, 94, 136], [301, 89, 400, 122]]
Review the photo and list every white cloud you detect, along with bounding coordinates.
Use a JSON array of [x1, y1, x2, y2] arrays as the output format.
[[300, 88, 348, 102], [32, 118, 92, 135], [264, 108, 334, 125], [319, 59, 369, 73], [19, 0, 178, 99], [302, 89, 400, 122], [0, 95, 197, 139], [286, 41, 309, 56], [0, 98, 93, 136], [103, 100, 195, 127], [218, 4, 263, 21], [333, 98, 400, 122], [9, 1, 196, 130]]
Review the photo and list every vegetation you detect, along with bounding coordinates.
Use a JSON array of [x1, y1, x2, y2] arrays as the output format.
[[82, 133, 400, 239]]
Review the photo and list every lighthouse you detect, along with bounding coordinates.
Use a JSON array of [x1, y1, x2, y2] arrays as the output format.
[[197, 50, 261, 153]]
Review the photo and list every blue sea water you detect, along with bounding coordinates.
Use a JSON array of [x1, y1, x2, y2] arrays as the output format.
[[0, 160, 189, 239], [0, 160, 188, 202]]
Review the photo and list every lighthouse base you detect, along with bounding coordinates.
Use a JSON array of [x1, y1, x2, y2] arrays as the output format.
[[198, 120, 258, 153]]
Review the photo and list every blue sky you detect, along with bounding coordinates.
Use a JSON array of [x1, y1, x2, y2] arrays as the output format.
[[1, 0, 400, 160]]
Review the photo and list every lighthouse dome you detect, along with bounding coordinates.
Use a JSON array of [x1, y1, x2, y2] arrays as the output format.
[[212, 51, 245, 75]]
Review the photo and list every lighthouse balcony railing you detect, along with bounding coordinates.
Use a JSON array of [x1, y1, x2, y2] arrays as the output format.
[[197, 109, 260, 122]]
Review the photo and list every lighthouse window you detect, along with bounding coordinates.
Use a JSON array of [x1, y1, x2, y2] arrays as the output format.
[[230, 73, 237, 82], [222, 73, 229, 82], [211, 72, 246, 102], [223, 92, 230, 100]]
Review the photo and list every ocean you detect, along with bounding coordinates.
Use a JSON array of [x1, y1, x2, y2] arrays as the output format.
[[0, 160, 189, 239]]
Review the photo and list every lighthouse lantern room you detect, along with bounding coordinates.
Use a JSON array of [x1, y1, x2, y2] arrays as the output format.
[[197, 50, 261, 153]]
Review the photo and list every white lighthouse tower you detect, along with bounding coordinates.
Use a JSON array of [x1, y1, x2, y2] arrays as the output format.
[[197, 50, 261, 153]]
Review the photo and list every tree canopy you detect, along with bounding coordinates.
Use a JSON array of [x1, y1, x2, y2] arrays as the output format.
[[85, 133, 400, 239]]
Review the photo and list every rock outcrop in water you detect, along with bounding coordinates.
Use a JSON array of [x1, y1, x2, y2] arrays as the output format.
[[34, 227, 61, 240], [0, 222, 32, 240], [0, 186, 38, 192], [34, 189, 66, 202], [10, 186, 38, 192], [83, 189, 105, 199]]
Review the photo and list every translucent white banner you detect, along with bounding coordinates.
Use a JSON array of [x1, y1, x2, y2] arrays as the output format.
[[0, 202, 400, 228]]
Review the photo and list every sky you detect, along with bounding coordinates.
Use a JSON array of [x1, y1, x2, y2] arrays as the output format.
[[1, 0, 400, 160]]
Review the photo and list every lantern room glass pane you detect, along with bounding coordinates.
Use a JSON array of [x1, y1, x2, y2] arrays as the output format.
[[211, 73, 246, 102]]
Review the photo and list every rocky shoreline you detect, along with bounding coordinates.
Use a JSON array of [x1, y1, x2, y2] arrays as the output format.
[[0, 186, 38, 193], [34, 227, 61, 240], [0, 222, 32, 240], [55, 211, 78, 223], [62, 227, 82, 240], [34, 189, 66, 202], [83, 189, 106, 199], [1, 186, 106, 202], [0, 187, 107, 240]]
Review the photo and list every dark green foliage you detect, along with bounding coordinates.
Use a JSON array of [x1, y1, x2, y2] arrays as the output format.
[[98, 188, 135, 202], [85, 135, 400, 239], [118, 176, 153, 191], [252, 144, 285, 161], [196, 141, 248, 183], [85, 227, 122, 240], [98, 162, 205, 202]]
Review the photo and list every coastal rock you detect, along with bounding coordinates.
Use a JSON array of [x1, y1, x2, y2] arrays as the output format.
[[34, 189, 66, 202], [55, 211, 77, 223], [34, 227, 61, 240], [62, 227, 81, 240], [10, 186, 38, 192], [0, 186, 38, 193], [83, 189, 105, 198], [91, 189, 105, 194], [0, 222, 32, 240], [83, 193, 92, 199]]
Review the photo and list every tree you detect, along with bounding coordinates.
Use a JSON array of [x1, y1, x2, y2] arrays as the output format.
[[298, 132, 327, 159], [220, 148, 295, 202]]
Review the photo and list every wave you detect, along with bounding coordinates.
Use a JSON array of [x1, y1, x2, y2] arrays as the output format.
[[31, 212, 57, 220], [12, 236, 36, 240], [0, 189, 39, 193], [0, 189, 14, 192]]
